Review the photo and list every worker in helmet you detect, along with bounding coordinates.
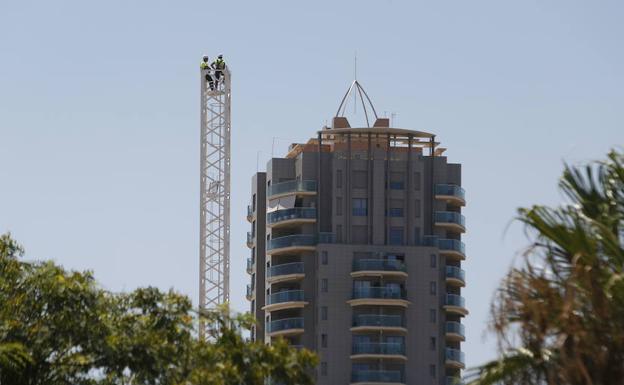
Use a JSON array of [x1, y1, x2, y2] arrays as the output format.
[[211, 54, 226, 89], [200, 55, 214, 90]]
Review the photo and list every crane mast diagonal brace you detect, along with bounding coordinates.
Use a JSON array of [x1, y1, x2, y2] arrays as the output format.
[[199, 65, 231, 339]]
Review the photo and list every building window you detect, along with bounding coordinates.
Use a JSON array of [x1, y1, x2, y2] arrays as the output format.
[[321, 251, 328, 265], [252, 193, 256, 211], [321, 306, 328, 320], [430, 337, 436, 350], [389, 227, 404, 245], [321, 278, 328, 292], [390, 172, 405, 189], [251, 299, 255, 313], [321, 362, 328, 376], [352, 198, 368, 216], [429, 364, 436, 378], [336, 225, 343, 243], [251, 220, 256, 236], [414, 172, 421, 190], [430, 281, 437, 295], [415, 199, 421, 218], [353, 170, 368, 188], [389, 199, 404, 217], [430, 254, 437, 268], [429, 309, 437, 323], [336, 197, 343, 216], [321, 334, 328, 348], [336, 169, 343, 189]]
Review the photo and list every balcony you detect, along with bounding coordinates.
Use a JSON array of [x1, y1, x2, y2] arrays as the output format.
[[351, 370, 405, 384], [444, 294, 468, 316], [246, 284, 253, 301], [445, 348, 465, 369], [267, 262, 305, 284], [435, 184, 466, 206], [318, 232, 335, 244], [246, 258, 254, 275], [446, 377, 465, 385], [438, 239, 466, 261], [445, 321, 466, 342], [434, 211, 466, 233], [267, 234, 316, 255], [351, 342, 406, 360], [247, 204, 254, 222], [351, 259, 407, 278], [351, 314, 406, 333], [263, 289, 307, 312], [267, 317, 304, 337], [246, 231, 254, 248], [348, 287, 409, 307], [268, 180, 317, 199], [267, 207, 316, 228], [445, 266, 465, 287]]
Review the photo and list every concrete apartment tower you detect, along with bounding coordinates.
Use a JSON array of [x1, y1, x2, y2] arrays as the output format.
[[246, 82, 466, 385]]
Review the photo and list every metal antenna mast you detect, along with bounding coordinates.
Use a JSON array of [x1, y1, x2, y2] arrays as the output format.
[[199, 58, 231, 339]]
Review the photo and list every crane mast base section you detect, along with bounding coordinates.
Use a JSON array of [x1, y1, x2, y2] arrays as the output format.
[[199, 63, 231, 339]]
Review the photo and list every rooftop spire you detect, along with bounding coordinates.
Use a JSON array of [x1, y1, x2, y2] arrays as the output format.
[[335, 80, 378, 128]]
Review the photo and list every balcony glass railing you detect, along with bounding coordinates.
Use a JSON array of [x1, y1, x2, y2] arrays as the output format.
[[246, 231, 254, 244], [438, 239, 465, 255], [247, 204, 253, 217], [446, 266, 465, 282], [446, 377, 465, 385], [267, 234, 316, 251], [353, 314, 403, 328], [352, 342, 405, 355], [317, 232, 335, 244], [268, 262, 304, 277], [353, 259, 406, 273], [352, 287, 407, 300], [267, 207, 316, 225], [267, 317, 304, 333], [435, 184, 466, 200], [445, 294, 466, 308], [267, 290, 305, 305], [246, 258, 254, 273], [246, 284, 252, 297], [435, 211, 466, 228], [445, 348, 465, 364], [446, 321, 465, 338], [419, 235, 439, 247], [351, 370, 404, 383], [268, 180, 317, 197]]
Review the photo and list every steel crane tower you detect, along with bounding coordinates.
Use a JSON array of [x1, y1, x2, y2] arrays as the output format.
[[199, 59, 231, 338]]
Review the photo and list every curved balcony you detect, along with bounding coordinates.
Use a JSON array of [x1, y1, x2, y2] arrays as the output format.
[[267, 207, 316, 229], [445, 321, 465, 342], [438, 239, 466, 261], [267, 262, 305, 284], [246, 258, 254, 275], [268, 180, 317, 199], [444, 294, 468, 316], [267, 234, 316, 255], [351, 342, 406, 361], [348, 287, 409, 307], [434, 211, 466, 233], [445, 348, 465, 369], [246, 284, 253, 301], [351, 314, 406, 333], [445, 266, 465, 287], [351, 259, 407, 278], [267, 317, 304, 337], [247, 204, 254, 222], [351, 370, 405, 384], [263, 289, 307, 312], [435, 184, 466, 206], [246, 231, 254, 248]]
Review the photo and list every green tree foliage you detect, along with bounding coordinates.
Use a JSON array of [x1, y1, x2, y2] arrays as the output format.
[[0, 233, 317, 385], [468, 150, 624, 385]]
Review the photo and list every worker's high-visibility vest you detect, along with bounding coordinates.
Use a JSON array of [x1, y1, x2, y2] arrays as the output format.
[[200, 61, 210, 70], [214, 59, 225, 70]]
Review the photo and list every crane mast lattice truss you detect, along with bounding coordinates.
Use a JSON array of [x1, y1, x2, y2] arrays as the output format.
[[199, 66, 231, 338]]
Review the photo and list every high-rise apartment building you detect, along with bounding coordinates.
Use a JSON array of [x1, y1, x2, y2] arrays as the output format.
[[246, 109, 466, 385]]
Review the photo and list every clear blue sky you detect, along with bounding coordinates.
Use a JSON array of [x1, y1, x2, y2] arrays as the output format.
[[1, 0, 622, 369]]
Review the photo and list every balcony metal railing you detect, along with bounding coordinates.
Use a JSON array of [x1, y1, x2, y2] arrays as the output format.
[[352, 287, 407, 300], [268, 262, 304, 278], [353, 314, 404, 328], [353, 259, 406, 273], [435, 211, 466, 228], [267, 290, 305, 305], [446, 321, 466, 338], [445, 348, 465, 365], [438, 239, 466, 255], [446, 266, 465, 282], [351, 370, 404, 383], [267, 207, 316, 225], [267, 317, 304, 333], [445, 294, 466, 308], [352, 342, 405, 355], [435, 184, 466, 200], [268, 180, 316, 197], [267, 234, 316, 251]]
